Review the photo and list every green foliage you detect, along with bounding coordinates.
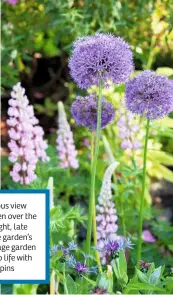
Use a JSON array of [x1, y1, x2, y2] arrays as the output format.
[[2, 0, 173, 88]]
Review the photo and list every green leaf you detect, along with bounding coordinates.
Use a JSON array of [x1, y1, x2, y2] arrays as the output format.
[[156, 67, 173, 77], [119, 251, 127, 275], [136, 268, 148, 283], [155, 117, 173, 128], [148, 150, 173, 165], [149, 164, 173, 182], [111, 252, 128, 286], [125, 282, 166, 292], [66, 274, 78, 294], [148, 266, 164, 285], [82, 275, 96, 286]]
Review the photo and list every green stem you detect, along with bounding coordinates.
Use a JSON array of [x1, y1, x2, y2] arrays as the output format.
[[90, 133, 102, 272], [113, 175, 126, 237], [63, 263, 68, 294], [137, 119, 150, 263], [86, 78, 103, 257], [120, 192, 126, 237]]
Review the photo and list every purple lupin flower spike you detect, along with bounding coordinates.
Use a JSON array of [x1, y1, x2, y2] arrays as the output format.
[[96, 162, 119, 264], [69, 33, 134, 89], [71, 94, 115, 131], [117, 100, 142, 150], [125, 70, 173, 120], [7, 82, 49, 185], [56, 101, 79, 169]]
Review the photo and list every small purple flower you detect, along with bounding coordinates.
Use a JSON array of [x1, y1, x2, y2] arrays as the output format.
[[71, 94, 115, 131], [125, 70, 173, 120], [51, 245, 59, 256], [56, 101, 79, 169], [4, 0, 18, 5], [50, 241, 77, 260], [104, 240, 119, 253], [142, 230, 156, 243], [75, 262, 88, 274], [68, 254, 97, 276], [69, 33, 134, 89], [97, 237, 134, 263]]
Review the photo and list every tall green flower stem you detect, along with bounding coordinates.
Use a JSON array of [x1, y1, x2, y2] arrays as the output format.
[[91, 133, 102, 272], [86, 77, 103, 261], [119, 190, 126, 237], [113, 175, 126, 237], [63, 263, 68, 294], [137, 119, 150, 262]]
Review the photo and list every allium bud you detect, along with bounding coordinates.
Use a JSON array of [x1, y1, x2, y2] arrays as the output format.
[[56, 101, 79, 169], [7, 82, 49, 185]]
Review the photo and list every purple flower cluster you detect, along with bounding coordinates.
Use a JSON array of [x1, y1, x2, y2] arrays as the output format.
[[69, 33, 134, 89], [117, 101, 142, 150], [68, 253, 97, 276], [4, 0, 18, 5], [142, 230, 156, 243], [98, 236, 133, 263], [7, 82, 49, 185], [71, 94, 115, 131], [96, 162, 119, 264], [56, 101, 79, 169], [50, 240, 77, 261], [125, 70, 173, 120]]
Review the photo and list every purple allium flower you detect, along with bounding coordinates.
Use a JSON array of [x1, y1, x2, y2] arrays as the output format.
[[68, 254, 97, 276], [4, 0, 18, 5], [7, 82, 49, 185], [71, 94, 115, 131], [69, 33, 134, 89], [142, 230, 156, 243], [56, 101, 79, 169], [125, 70, 173, 120], [117, 100, 142, 150]]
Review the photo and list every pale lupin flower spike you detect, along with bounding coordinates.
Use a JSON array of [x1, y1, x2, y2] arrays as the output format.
[[96, 162, 119, 264], [56, 101, 79, 169]]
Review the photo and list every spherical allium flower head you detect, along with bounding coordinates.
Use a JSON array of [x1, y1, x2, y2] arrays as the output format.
[[69, 33, 134, 89], [125, 70, 173, 120], [71, 94, 115, 131]]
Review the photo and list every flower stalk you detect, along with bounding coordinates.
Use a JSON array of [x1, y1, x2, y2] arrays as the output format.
[[86, 77, 103, 259], [137, 119, 150, 262]]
